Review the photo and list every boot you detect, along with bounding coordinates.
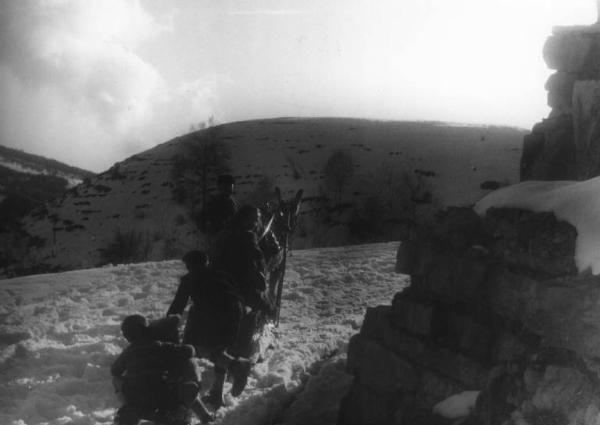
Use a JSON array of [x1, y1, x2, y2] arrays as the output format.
[[191, 399, 215, 424], [201, 369, 226, 410], [229, 357, 252, 397]]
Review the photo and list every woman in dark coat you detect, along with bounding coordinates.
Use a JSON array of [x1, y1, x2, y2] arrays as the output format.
[[167, 250, 250, 409]]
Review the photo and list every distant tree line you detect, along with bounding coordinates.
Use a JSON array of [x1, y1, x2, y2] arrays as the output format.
[[0, 165, 69, 231]]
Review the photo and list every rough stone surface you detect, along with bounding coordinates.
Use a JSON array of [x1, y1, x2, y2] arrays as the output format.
[[520, 115, 576, 181], [347, 335, 418, 394], [391, 293, 434, 336], [483, 208, 578, 278], [545, 72, 576, 113], [395, 240, 418, 275], [522, 25, 600, 181], [489, 331, 533, 364], [543, 32, 595, 74], [341, 202, 600, 424], [337, 384, 400, 425], [573, 80, 600, 179], [442, 312, 494, 361], [344, 25, 600, 415]]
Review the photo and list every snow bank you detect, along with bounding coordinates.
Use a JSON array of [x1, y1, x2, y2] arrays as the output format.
[[433, 391, 480, 419], [474, 177, 600, 275]]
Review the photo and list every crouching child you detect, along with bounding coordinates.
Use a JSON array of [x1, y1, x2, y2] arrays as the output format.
[[111, 314, 214, 425]]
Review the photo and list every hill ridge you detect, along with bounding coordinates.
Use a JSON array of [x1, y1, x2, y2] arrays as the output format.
[[0, 118, 525, 277]]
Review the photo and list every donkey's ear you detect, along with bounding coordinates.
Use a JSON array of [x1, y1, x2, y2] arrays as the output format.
[[293, 189, 304, 206], [275, 187, 283, 203]]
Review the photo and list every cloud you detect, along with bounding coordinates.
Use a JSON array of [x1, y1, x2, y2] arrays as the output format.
[[0, 0, 177, 171], [228, 10, 306, 16]]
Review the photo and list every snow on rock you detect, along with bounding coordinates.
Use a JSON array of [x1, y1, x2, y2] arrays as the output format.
[[0, 242, 407, 425], [474, 177, 600, 274], [432, 391, 480, 419], [280, 354, 353, 425]]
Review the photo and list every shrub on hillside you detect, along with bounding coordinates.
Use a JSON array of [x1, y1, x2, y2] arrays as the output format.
[[242, 175, 276, 207], [323, 150, 354, 204], [0, 165, 69, 229], [100, 228, 151, 265], [171, 136, 232, 210], [348, 196, 387, 241], [0, 228, 49, 277]]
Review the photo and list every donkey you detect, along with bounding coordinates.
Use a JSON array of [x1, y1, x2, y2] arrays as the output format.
[[259, 188, 303, 325]]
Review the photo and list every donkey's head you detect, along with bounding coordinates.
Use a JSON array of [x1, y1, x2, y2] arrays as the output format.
[[273, 187, 303, 238]]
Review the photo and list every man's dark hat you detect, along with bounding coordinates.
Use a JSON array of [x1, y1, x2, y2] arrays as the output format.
[[217, 174, 235, 184]]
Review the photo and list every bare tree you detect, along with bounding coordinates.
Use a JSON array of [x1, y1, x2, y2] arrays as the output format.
[[171, 132, 231, 213], [323, 150, 354, 204]]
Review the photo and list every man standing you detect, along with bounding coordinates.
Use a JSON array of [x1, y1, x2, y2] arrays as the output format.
[[200, 174, 237, 236], [210, 205, 275, 397], [211, 205, 272, 315]]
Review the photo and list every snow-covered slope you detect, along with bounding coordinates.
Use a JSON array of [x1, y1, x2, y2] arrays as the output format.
[[5, 118, 524, 276], [0, 145, 93, 189], [474, 177, 600, 275], [0, 242, 407, 425]]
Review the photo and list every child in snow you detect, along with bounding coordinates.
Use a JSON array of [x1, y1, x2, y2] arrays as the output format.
[[111, 314, 214, 425], [167, 250, 252, 408]]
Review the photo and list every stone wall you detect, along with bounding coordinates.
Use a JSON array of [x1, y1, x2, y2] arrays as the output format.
[[338, 207, 600, 425], [521, 24, 600, 181]]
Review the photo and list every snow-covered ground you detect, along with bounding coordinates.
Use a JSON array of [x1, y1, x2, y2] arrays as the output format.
[[0, 242, 407, 425], [0, 157, 83, 188]]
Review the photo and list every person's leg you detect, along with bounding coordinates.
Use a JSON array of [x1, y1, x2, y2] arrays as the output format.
[[230, 358, 252, 397], [190, 398, 215, 423], [182, 307, 199, 347], [228, 310, 259, 397], [203, 365, 227, 409], [231, 310, 258, 359], [176, 359, 214, 422]]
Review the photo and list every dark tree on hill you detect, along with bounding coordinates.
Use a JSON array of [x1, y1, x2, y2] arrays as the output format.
[[0, 166, 68, 231], [100, 228, 151, 265], [171, 130, 231, 217], [323, 150, 354, 204]]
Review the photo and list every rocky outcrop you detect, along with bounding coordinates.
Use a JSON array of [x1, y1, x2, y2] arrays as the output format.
[[339, 207, 600, 424], [521, 24, 600, 181]]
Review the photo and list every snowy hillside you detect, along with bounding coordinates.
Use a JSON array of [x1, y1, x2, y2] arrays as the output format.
[[0, 242, 406, 425], [0, 145, 94, 189], [3, 118, 524, 276]]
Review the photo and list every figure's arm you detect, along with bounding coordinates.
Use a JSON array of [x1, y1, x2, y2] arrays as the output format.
[[110, 348, 128, 377], [222, 299, 243, 349], [167, 278, 190, 316], [242, 231, 267, 292], [200, 200, 214, 231], [239, 231, 272, 311]]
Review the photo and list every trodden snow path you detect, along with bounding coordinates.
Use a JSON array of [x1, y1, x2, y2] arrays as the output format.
[[0, 242, 408, 425]]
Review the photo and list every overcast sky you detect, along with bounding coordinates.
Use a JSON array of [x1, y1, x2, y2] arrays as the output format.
[[0, 0, 595, 172]]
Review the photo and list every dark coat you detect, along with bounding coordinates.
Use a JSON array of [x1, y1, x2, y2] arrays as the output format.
[[111, 340, 194, 409], [111, 340, 193, 378], [211, 229, 271, 313], [201, 193, 237, 234], [167, 268, 244, 352]]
